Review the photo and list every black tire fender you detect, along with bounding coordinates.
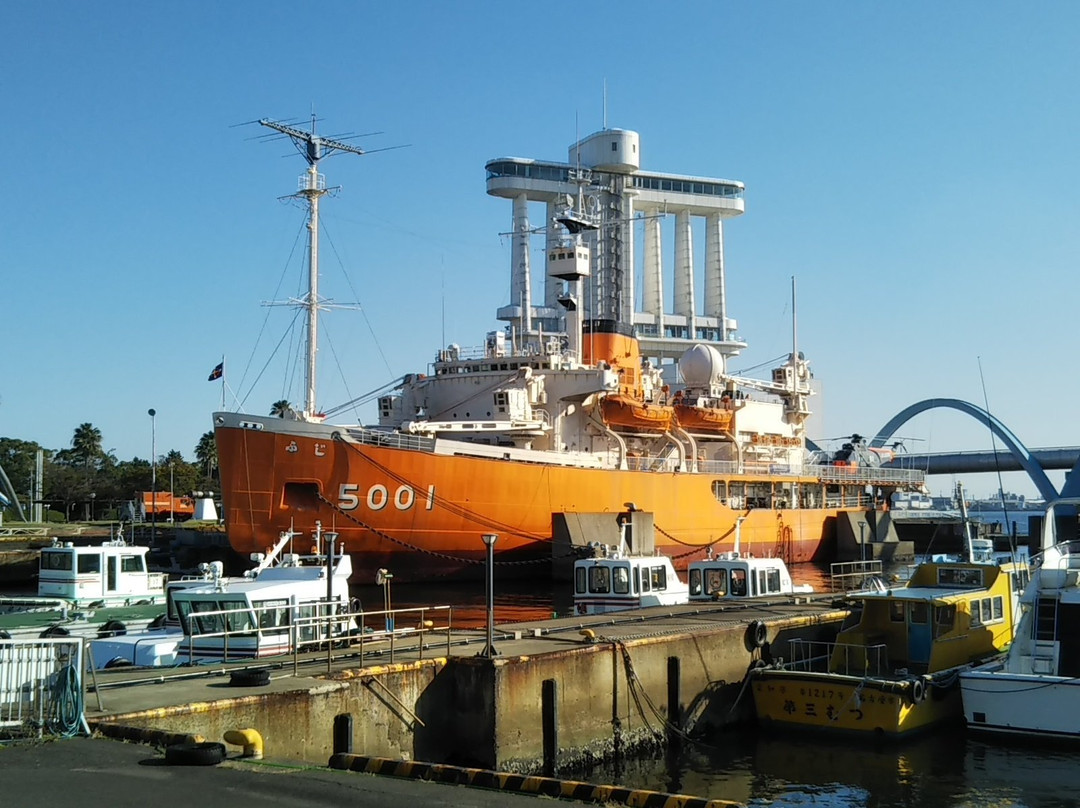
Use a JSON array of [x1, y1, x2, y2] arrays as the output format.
[[40, 625, 70, 638], [164, 742, 226, 766], [229, 667, 271, 687], [748, 619, 768, 649], [148, 613, 168, 630], [911, 677, 926, 704], [98, 620, 127, 637]]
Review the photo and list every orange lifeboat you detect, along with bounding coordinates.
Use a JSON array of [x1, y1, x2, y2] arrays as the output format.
[[673, 403, 735, 433], [599, 394, 674, 433]]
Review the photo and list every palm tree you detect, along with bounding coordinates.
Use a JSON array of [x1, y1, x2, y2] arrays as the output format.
[[194, 431, 218, 478], [71, 423, 103, 472], [270, 400, 294, 418]]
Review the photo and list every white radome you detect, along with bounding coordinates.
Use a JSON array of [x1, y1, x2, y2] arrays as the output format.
[[679, 344, 725, 386]]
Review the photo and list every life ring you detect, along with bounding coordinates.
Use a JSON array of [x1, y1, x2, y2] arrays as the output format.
[[748, 619, 768, 649], [910, 678, 926, 704]]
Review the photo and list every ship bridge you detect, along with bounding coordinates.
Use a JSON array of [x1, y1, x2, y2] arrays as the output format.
[[486, 127, 747, 364]]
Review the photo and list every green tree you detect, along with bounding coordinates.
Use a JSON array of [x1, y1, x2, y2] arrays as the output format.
[[71, 423, 103, 471], [195, 431, 218, 479], [270, 400, 294, 418]]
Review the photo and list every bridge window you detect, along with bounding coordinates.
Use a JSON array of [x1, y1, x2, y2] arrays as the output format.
[[121, 554, 144, 573], [41, 551, 72, 571], [934, 604, 956, 638], [689, 568, 702, 596], [588, 565, 610, 594], [706, 568, 728, 597], [650, 565, 667, 590], [78, 554, 101, 574], [613, 566, 630, 594], [730, 569, 747, 597]]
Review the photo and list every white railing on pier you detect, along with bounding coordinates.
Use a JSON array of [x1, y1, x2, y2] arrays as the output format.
[[0, 637, 86, 739], [178, 600, 454, 672]]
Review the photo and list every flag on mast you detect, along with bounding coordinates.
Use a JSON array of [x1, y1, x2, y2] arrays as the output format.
[[207, 362, 224, 381]]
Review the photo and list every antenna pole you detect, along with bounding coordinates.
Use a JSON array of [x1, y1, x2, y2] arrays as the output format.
[[258, 114, 368, 418], [791, 276, 798, 394]]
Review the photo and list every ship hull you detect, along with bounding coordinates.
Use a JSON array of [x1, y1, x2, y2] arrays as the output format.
[[214, 413, 852, 581]]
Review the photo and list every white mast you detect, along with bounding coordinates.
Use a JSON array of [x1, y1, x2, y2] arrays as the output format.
[[258, 115, 368, 418]]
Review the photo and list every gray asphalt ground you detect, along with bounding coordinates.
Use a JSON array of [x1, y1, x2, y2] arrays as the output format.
[[0, 736, 558, 808]]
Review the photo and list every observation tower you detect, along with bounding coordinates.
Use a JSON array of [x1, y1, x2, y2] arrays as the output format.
[[486, 128, 747, 365]]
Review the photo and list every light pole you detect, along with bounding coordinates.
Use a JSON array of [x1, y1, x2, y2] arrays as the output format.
[[481, 534, 498, 658], [148, 408, 156, 547], [168, 462, 174, 523]]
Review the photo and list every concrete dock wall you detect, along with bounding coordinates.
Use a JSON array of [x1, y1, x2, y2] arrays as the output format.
[[95, 608, 848, 772]]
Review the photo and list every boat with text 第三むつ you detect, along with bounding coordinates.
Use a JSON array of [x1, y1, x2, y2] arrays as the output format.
[[960, 497, 1080, 740], [212, 119, 926, 582], [750, 556, 1025, 737]]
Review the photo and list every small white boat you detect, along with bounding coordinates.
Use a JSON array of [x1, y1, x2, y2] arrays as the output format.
[[90, 523, 354, 669], [688, 553, 813, 601], [960, 497, 1080, 740], [572, 547, 688, 615], [0, 526, 169, 639], [688, 516, 813, 602]]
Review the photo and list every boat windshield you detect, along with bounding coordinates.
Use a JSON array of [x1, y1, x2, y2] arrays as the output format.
[[177, 598, 256, 635]]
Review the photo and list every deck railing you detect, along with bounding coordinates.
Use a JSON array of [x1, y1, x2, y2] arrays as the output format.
[[180, 599, 454, 672], [782, 638, 891, 677]]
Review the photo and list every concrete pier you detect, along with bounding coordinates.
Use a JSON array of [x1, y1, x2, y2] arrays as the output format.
[[85, 598, 851, 773]]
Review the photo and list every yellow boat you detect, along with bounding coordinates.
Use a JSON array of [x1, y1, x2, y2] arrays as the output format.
[[751, 558, 1028, 737]]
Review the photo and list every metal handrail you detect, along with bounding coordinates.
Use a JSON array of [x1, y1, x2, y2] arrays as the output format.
[[783, 638, 891, 677]]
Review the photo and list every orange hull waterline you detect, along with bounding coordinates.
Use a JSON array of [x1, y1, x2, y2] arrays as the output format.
[[214, 125, 925, 581]]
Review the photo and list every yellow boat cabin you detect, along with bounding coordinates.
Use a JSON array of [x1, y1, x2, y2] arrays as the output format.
[[751, 559, 1028, 737]]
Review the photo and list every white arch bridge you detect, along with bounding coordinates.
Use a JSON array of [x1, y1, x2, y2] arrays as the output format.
[[872, 398, 1080, 502]]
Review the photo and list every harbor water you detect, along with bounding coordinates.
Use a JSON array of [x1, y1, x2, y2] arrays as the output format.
[[563, 725, 1079, 807]]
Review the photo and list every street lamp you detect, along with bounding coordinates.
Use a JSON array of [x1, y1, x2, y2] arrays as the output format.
[[481, 534, 498, 658], [148, 408, 156, 546]]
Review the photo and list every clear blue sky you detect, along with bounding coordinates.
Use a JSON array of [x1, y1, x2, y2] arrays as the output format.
[[4, 2, 1078, 500]]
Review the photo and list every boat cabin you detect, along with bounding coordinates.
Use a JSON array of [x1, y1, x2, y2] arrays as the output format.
[[37, 539, 166, 607], [833, 560, 1024, 676], [90, 527, 355, 668], [573, 550, 688, 615], [687, 552, 812, 601]]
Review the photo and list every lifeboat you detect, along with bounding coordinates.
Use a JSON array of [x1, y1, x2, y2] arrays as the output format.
[[673, 403, 734, 433], [599, 394, 674, 433]]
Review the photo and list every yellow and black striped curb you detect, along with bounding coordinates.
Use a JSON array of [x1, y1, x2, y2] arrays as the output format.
[[328, 753, 742, 807], [92, 722, 204, 749]]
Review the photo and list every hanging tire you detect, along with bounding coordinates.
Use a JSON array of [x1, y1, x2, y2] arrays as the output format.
[[910, 678, 926, 704], [229, 667, 271, 688], [104, 656, 133, 669], [164, 742, 226, 766], [98, 620, 127, 637], [0, 630, 10, 640], [148, 613, 168, 630], [40, 625, 70, 638], [747, 619, 768, 649]]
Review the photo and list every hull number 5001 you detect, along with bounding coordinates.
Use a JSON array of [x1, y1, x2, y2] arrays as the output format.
[[338, 483, 435, 512]]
